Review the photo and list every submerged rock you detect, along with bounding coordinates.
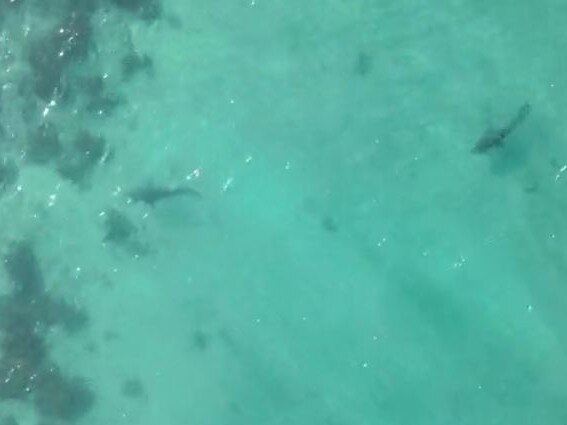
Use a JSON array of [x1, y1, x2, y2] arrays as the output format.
[[0, 158, 18, 194]]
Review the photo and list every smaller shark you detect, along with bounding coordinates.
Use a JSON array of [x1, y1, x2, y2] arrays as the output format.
[[471, 103, 531, 153], [127, 184, 201, 206]]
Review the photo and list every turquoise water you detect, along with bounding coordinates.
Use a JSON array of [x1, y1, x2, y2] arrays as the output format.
[[1, 0, 567, 424]]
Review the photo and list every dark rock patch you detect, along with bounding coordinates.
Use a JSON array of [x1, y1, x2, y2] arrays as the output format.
[[26, 123, 63, 164], [2, 242, 88, 335], [103, 208, 137, 243], [70, 0, 102, 14], [0, 158, 18, 194], [3, 240, 45, 299], [86, 94, 122, 117], [57, 130, 110, 185], [354, 52, 372, 77], [81, 75, 106, 99], [0, 241, 93, 422], [321, 215, 338, 233], [34, 368, 95, 421], [103, 330, 119, 341], [101, 208, 149, 255], [110, 0, 162, 21], [0, 0, 23, 23], [80, 75, 123, 117], [190, 330, 210, 351], [84, 341, 98, 353], [121, 378, 146, 399], [0, 415, 18, 425], [122, 52, 153, 80], [28, 12, 94, 101], [0, 322, 47, 399]]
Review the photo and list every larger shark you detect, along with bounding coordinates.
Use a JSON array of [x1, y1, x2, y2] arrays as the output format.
[[126, 184, 201, 206], [471, 103, 531, 153]]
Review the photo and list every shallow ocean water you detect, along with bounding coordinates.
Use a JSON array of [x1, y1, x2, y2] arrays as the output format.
[[1, 0, 567, 424]]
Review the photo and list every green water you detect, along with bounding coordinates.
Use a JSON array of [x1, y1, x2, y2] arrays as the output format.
[[1, 0, 567, 424]]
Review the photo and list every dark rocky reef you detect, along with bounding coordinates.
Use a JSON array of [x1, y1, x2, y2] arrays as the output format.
[[0, 0, 173, 417], [110, 0, 162, 21], [57, 130, 111, 185], [27, 11, 94, 101], [25, 125, 113, 186], [0, 415, 19, 425], [0, 0, 23, 23], [26, 123, 63, 165], [321, 215, 338, 233], [354, 52, 373, 77], [101, 208, 150, 255], [0, 241, 93, 422], [121, 378, 146, 399], [81, 75, 123, 117], [190, 330, 210, 351], [33, 368, 94, 422], [103, 208, 137, 243], [0, 158, 18, 194], [122, 51, 154, 80]]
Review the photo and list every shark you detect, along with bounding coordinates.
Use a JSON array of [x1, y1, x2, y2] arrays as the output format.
[[471, 103, 531, 154], [126, 184, 201, 206]]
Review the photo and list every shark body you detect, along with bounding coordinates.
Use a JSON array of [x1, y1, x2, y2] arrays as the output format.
[[127, 185, 201, 206], [472, 103, 531, 154]]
